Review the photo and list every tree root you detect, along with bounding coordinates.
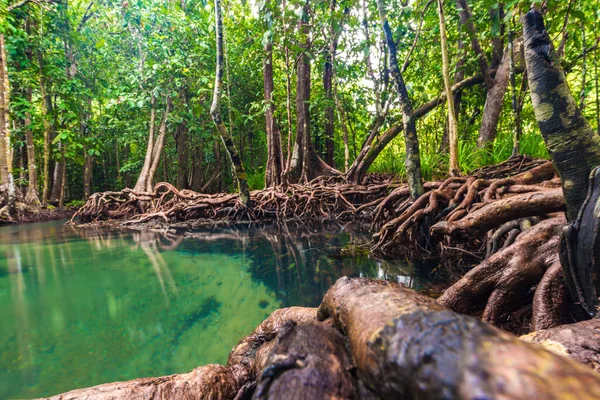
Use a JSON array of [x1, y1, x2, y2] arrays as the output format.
[[369, 159, 560, 255], [317, 277, 600, 399], [72, 180, 396, 226], [437, 217, 570, 334], [521, 319, 600, 372]]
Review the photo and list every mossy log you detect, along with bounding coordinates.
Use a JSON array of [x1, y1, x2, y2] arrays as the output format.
[[317, 277, 600, 399]]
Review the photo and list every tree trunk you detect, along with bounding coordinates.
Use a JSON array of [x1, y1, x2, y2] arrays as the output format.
[[522, 9, 600, 222], [477, 47, 511, 147], [211, 0, 250, 206], [0, 34, 11, 186], [322, 0, 337, 168], [24, 88, 40, 205], [437, 0, 459, 176], [133, 95, 157, 193], [455, 0, 492, 88], [509, 29, 522, 156], [377, 0, 424, 200], [289, 1, 312, 183], [146, 98, 172, 192], [176, 119, 189, 190], [264, 39, 284, 188], [348, 74, 484, 184]]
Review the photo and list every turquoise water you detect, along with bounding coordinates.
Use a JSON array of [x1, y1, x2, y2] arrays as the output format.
[[0, 220, 429, 399]]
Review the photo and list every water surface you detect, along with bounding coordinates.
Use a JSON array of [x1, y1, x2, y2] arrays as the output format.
[[0, 220, 432, 399]]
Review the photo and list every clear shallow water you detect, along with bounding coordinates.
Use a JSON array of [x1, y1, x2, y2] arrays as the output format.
[[0, 220, 433, 399]]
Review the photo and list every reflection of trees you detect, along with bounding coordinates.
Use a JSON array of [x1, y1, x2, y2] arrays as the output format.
[[64, 222, 428, 307]]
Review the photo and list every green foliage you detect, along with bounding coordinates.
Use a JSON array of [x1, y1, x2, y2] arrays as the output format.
[[0, 0, 590, 203]]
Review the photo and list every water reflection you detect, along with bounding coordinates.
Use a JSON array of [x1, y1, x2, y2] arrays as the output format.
[[0, 220, 439, 399]]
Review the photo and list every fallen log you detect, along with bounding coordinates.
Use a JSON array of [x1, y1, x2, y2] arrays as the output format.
[[318, 277, 600, 399]]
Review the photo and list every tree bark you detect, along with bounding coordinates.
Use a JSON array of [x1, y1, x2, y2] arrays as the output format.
[[211, 0, 250, 206], [263, 39, 284, 188], [522, 9, 600, 221], [289, 1, 312, 183], [377, 0, 423, 200], [133, 95, 157, 192], [318, 277, 600, 399], [147, 98, 172, 192], [437, 0, 459, 176], [176, 119, 189, 190], [322, 0, 337, 168], [0, 34, 11, 186], [477, 47, 511, 147]]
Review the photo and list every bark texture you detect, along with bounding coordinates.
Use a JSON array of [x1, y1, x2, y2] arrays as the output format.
[[264, 39, 284, 188], [318, 277, 600, 399], [377, 0, 424, 199], [252, 321, 358, 399], [211, 0, 251, 205], [522, 9, 600, 221]]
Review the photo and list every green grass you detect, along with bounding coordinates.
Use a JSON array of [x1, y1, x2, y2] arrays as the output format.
[[369, 132, 549, 182]]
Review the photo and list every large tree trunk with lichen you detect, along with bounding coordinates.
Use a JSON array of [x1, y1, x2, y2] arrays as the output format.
[[522, 9, 600, 222], [211, 0, 250, 205], [377, 0, 423, 199]]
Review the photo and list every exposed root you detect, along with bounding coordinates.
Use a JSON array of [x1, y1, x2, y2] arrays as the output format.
[[370, 158, 560, 256], [72, 181, 396, 226], [438, 217, 568, 334]]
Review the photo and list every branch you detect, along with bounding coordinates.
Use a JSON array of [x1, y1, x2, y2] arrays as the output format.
[[77, 0, 95, 32]]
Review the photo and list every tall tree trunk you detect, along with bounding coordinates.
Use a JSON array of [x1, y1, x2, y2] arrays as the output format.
[[38, 49, 52, 204], [133, 95, 157, 192], [509, 28, 522, 156], [0, 34, 11, 186], [477, 48, 511, 147], [24, 87, 40, 205], [377, 0, 424, 200], [49, 152, 65, 204], [522, 9, 600, 222], [440, 39, 465, 152], [264, 39, 284, 188], [289, 0, 312, 183], [146, 98, 172, 192], [176, 119, 189, 190], [211, 0, 250, 206], [322, 0, 337, 168], [437, 0, 459, 176]]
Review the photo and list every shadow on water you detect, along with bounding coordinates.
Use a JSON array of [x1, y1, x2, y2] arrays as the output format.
[[0, 220, 447, 399]]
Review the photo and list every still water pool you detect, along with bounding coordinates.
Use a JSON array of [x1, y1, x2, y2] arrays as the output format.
[[0, 220, 431, 399]]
